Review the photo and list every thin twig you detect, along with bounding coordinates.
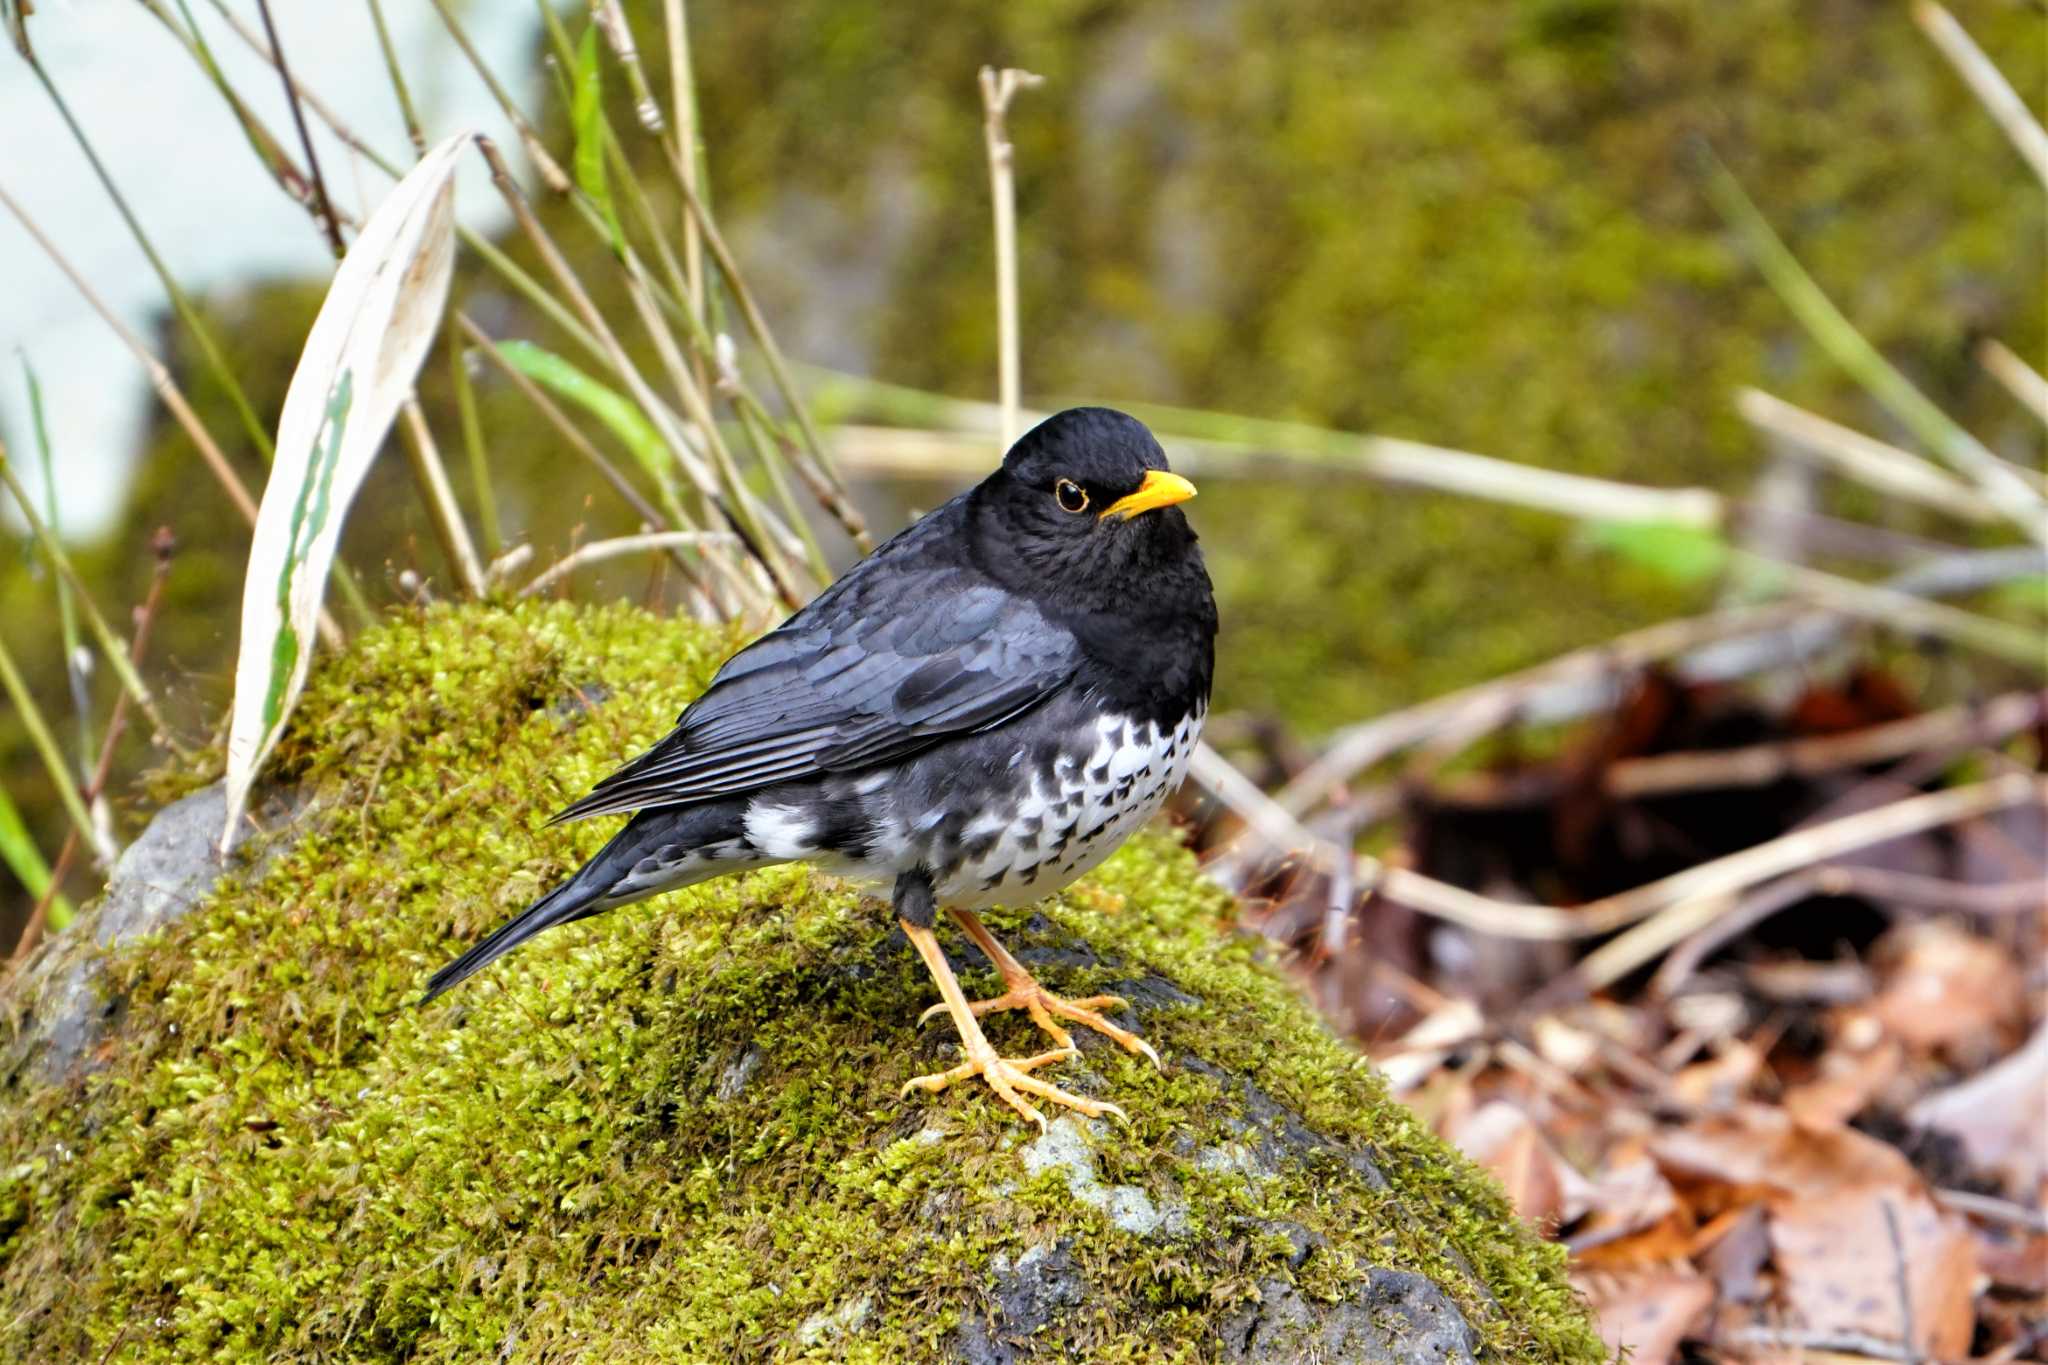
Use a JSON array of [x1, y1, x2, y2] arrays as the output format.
[[459, 315, 679, 542], [252, 0, 343, 256], [1653, 862, 2048, 999], [0, 446, 179, 747], [819, 394, 1728, 529], [474, 136, 765, 618], [12, 530, 176, 964], [423, 0, 569, 191], [1724, 1325, 1915, 1361], [1933, 1187, 2048, 1235], [363, 0, 426, 154], [665, 153, 866, 532], [445, 315, 501, 557], [1913, 1, 2048, 187], [24, 49, 275, 461], [1282, 549, 2044, 818], [1278, 604, 1807, 816], [663, 0, 706, 345], [1700, 146, 2047, 544], [520, 531, 740, 598], [1609, 692, 2043, 799], [0, 630, 102, 869], [979, 66, 1043, 448]]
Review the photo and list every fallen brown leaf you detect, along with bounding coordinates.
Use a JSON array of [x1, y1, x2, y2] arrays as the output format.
[[1572, 1267, 1715, 1365], [1910, 1020, 2048, 1194], [1445, 1100, 1581, 1228], [1767, 1184, 1977, 1358], [1782, 1037, 1902, 1128], [1568, 1150, 1691, 1264], [1649, 1104, 1979, 1358], [1869, 920, 2026, 1065]]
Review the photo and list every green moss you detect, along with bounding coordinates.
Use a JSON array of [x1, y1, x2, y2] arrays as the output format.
[[0, 603, 1599, 1361]]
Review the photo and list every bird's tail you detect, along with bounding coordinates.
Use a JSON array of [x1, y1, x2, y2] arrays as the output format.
[[420, 801, 748, 1003]]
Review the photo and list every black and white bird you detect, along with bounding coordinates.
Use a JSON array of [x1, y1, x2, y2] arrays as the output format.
[[425, 407, 1216, 1127]]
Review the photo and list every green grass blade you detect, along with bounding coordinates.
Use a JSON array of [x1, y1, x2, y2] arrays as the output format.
[[572, 24, 625, 256], [0, 781, 72, 929], [495, 339, 675, 494], [1698, 146, 2047, 544], [21, 358, 89, 769]]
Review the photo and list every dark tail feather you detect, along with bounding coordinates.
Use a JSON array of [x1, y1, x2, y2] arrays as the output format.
[[419, 801, 746, 1004], [419, 877, 588, 1003]]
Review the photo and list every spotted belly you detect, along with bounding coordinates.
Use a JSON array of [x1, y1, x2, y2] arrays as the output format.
[[737, 707, 1205, 910]]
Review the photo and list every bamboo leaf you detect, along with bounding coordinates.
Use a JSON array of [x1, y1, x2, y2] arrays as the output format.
[[494, 339, 669, 483], [221, 132, 470, 851], [572, 25, 624, 255]]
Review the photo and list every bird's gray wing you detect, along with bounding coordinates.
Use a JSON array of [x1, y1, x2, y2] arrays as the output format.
[[551, 572, 1079, 822]]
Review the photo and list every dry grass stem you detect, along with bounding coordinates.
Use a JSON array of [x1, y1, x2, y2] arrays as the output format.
[[397, 400, 488, 597], [1913, 1, 2048, 187], [1738, 388, 2000, 524], [0, 180, 260, 528], [1277, 604, 1812, 815], [424, 0, 568, 191], [11, 531, 175, 965], [520, 531, 741, 598], [1976, 339, 2048, 429], [0, 630, 103, 869], [1604, 692, 2044, 798], [0, 449, 178, 746], [1571, 772, 2042, 984], [979, 66, 1043, 447]]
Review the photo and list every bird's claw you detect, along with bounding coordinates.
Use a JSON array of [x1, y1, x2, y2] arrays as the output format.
[[922, 983, 1161, 1070], [902, 1044, 1124, 1129]]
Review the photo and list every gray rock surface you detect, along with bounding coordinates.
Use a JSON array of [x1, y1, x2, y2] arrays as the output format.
[[9, 782, 295, 1084], [1221, 1266, 1481, 1365]]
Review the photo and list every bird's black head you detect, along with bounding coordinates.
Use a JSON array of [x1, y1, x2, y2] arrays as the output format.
[[975, 407, 1199, 578], [969, 407, 1215, 715]]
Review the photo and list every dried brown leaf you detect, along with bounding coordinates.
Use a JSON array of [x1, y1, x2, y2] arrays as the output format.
[[1782, 1038, 1902, 1128], [1767, 1185, 1977, 1357], [1909, 1021, 2048, 1193], [1445, 1100, 1585, 1228], [1568, 1151, 1691, 1264], [1572, 1268, 1715, 1365], [1870, 921, 2026, 1063]]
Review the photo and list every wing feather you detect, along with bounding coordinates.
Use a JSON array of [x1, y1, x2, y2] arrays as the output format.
[[553, 543, 1078, 823]]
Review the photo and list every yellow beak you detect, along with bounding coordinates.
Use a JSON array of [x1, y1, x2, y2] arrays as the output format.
[[1099, 469, 1197, 522]]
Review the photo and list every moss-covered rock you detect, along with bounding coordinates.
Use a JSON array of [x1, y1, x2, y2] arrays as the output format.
[[0, 604, 1599, 1362]]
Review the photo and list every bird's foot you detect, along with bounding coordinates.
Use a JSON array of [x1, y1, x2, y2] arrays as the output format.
[[901, 1039, 1124, 1131], [921, 980, 1161, 1069]]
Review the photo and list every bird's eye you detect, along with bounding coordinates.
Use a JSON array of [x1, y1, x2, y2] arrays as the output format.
[[1054, 479, 1089, 514]]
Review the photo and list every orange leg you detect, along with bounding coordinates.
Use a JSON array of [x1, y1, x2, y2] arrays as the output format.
[[898, 919, 1125, 1130], [920, 908, 1162, 1070]]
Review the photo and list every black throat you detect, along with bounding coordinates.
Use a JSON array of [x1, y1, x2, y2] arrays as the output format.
[[964, 482, 1216, 730]]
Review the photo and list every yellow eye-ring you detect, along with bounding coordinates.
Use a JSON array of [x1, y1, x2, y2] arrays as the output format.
[[1054, 479, 1089, 514]]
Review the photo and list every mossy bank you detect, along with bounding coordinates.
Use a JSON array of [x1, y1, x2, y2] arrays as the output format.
[[0, 604, 1599, 1362]]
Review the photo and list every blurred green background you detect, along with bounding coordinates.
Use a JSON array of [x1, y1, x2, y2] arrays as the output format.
[[3, 0, 2042, 933]]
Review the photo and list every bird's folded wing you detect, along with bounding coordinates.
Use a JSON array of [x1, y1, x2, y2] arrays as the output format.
[[552, 575, 1079, 822]]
